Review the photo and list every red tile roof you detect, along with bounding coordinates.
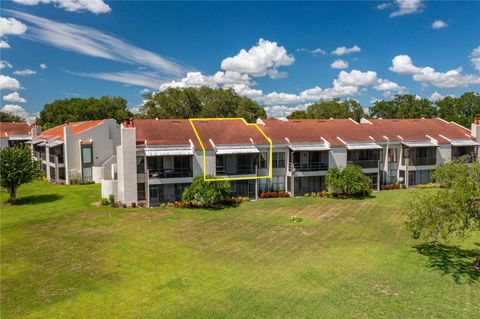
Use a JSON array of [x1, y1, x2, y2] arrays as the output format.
[[190, 119, 270, 150], [35, 120, 105, 141], [0, 122, 32, 137], [260, 118, 474, 146], [135, 119, 200, 148]]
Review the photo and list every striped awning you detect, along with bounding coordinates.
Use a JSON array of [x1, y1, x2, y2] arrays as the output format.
[[402, 141, 437, 148], [345, 142, 382, 150], [450, 139, 480, 147], [215, 144, 259, 155], [145, 146, 193, 156], [289, 143, 330, 151]]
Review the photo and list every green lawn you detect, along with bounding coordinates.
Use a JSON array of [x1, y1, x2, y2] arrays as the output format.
[[1, 181, 479, 318]]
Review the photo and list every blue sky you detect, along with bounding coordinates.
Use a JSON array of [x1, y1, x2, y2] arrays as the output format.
[[1, 0, 479, 120]]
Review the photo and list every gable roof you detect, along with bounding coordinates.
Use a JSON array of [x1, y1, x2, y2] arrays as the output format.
[[35, 120, 105, 141], [135, 119, 200, 148], [0, 122, 32, 137]]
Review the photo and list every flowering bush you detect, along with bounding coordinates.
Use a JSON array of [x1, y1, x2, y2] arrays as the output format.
[[304, 191, 331, 198], [259, 191, 289, 198], [416, 183, 446, 189], [381, 184, 401, 190]]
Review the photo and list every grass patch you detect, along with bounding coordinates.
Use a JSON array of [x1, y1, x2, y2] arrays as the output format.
[[1, 181, 479, 318]]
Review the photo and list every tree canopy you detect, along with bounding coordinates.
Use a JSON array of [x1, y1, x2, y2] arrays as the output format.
[[325, 165, 372, 197], [405, 160, 480, 241], [36, 96, 132, 129], [139, 87, 266, 122], [181, 175, 231, 207], [0, 111, 24, 122], [287, 99, 365, 121], [436, 92, 480, 128], [0, 145, 42, 204], [369, 94, 437, 119]]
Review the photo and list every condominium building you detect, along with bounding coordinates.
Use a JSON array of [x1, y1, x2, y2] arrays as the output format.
[[31, 119, 120, 184], [0, 122, 40, 148], [103, 117, 480, 207]]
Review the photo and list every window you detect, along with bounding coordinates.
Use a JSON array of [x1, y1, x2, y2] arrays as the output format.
[[272, 152, 285, 168], [388, 169, 397, 183], [388, 148, 397, 162], [271, 176, 285, 191], [82, 167, 93, 182], [137, 156, 145, 174], [258, 178, 268, 192], [258, 152, 268, 169], [81, 146, 93, 164], [137, 183, 146, 200]]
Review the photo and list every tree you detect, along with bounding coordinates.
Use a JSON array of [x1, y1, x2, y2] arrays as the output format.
[[36, 96, 132, 129], [436, 92, 480, 128], [369, 94, 436, 119], [287, 99, 365, 121], [0, 111, 24, 122], [0, 145, 42, 204], [139, 87, 266, 122], [181, 175, 231, 207], [405, 161, 480, 267], [325, 165, 372, 196]]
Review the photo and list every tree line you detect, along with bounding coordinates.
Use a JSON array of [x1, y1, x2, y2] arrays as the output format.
[[1, 87, 478, 129]]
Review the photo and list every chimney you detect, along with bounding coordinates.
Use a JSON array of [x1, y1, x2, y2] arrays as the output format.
[[472, 117, 480, 141], [65, 120, 70, 125]]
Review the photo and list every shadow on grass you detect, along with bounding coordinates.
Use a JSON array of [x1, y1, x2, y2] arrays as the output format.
[[414, 242, 480, 284], [16, 194, 64, 205]]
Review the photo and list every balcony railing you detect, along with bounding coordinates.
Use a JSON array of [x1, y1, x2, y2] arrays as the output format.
[[33, 151, 46, 160], [48, 154, 64, 164], [289, 162, 328, 172], [408, 157, 436, 166], [216, 164, 256, 176], [148, 168, 193, 179], [347, 160, 379, 169]]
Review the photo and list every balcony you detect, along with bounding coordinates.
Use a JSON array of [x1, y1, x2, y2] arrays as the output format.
[[49, 154, 64, 164], [289, 162, 328, 172], [347, 160, 379, 169], [216, 164, 256, 176], [408, 157, 436, 166], [148, 168, 193, 179], [34, 151, 46, 161]]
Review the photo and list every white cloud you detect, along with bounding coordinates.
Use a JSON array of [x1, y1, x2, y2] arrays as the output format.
[[5, 10, 187, 76], [390, 54, 480, 88], [428, 92, 444, 102], [0, 104, 34, 122], [470, 46, 480, 71], [40, 63, 47, 69], [336, 69, 377, 86], [73, 71, 166, 89], [431, 20, 448, 29], [0, 17, 28, 37], [264, 105, 304, 118], [0, 60, 13, 70], [390, 0, 423, 17], [377, 3, 391, 10], [331, 45, 361, 56], [159, 71, 252, 90], [13, 69, 37, 76], [373, 79, 405, 92], [0, 75, 21, 90], [3, 91, 27, 103], [220, 38, 295, 78], [0, 40, 11, 48], [12, 0, 111, 14], [296, 48, 327, 55], [331, 59, 349, 69], [140, 88, 151, 95]]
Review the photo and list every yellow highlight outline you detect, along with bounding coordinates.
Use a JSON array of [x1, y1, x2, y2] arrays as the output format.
[[189, 118, 272, 182]]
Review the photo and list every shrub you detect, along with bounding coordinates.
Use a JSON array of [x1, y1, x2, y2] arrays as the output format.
[[108, 194, 116, 207], [416, 183, 445, 189], [181, 175, 231, 207], [325, 165, 372, 197], [381, 184, 401, 190], [101, 198, 109, 206], [259, 191, 289, 199]]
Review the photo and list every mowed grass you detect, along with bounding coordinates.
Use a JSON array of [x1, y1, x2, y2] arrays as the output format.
[[1, 181, 479, 318]]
